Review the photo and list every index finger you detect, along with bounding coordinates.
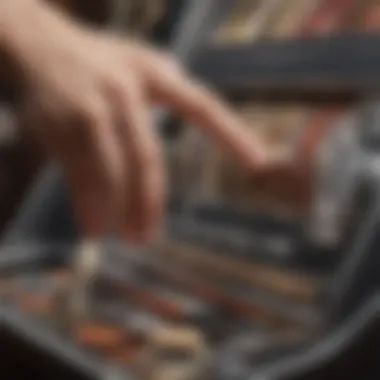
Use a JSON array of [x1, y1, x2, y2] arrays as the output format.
[[151, 73, 268, 171]]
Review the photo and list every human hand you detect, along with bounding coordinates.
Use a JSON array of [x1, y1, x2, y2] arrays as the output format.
[[2, 1, 267, 243]]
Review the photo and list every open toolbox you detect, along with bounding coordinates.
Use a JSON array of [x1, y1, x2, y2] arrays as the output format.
[[2, 1, 380, 379], [1, 122, 380, 380]]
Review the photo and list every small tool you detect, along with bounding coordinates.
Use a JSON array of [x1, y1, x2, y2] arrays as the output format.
[[68, 240, 103, 325], [140, 325, 209, 380]]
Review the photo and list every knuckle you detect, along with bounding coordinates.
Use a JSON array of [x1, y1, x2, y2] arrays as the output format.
[[105, 73, 126, 92], [75, 97, 106, 128], [193, 83, 217, 108], [107, 77, 136, 107], [145, 50, 183, 77]]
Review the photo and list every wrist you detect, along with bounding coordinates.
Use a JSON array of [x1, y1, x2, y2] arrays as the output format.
[[1, 0, 40, 43], [0, 0, 79, 86], [0, 0, 43, 84]]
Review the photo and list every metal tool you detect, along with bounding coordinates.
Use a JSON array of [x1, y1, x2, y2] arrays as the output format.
[[309, 110, 363, 247], [139, 325, 210, 380], [68, 240, 103, 324], [152, 241, 321, 302]]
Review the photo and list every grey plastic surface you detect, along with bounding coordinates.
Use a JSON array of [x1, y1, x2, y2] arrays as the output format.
[[191, 34, 380, 93], [326, 175, 380, 323], [309, 109, 366, 247], [247, 295, 380, 380], [169, 0, 232, 63]]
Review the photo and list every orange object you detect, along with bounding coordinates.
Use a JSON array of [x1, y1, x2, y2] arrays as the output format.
[[107, 278, 185, 321], [76, 323, 125, 349], [139, 260, 295, 327]]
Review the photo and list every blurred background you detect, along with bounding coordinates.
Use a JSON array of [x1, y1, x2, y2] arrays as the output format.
[[1, 1, 380, 380]]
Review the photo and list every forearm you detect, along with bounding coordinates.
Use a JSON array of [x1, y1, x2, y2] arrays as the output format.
[[0, 0, 33, 41], [0, 0, 78, 88], [0, 1, 41, 86]]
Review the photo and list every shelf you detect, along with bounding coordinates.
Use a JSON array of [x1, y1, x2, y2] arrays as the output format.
[[191, 33, 380, 95]]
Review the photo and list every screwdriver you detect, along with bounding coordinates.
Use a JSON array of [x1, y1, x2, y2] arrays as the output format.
[[68, 240, 103, 324]]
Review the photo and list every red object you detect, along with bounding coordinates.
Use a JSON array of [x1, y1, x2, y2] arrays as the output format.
[[296, 107, 346, 167], [362, 4, 380, 30], [76, 324, 125, 349], [301, 0, 358, 36]]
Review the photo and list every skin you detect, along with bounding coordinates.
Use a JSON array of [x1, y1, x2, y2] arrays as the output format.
[[1, 0, 268, 244]]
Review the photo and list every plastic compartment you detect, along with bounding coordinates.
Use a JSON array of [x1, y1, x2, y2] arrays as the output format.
[[1, 160, 379, 380], [0, 239, 313, 379], [220, 295, 380, 380], [1, 179, 380, 380], [2, 2, 380, 379]]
